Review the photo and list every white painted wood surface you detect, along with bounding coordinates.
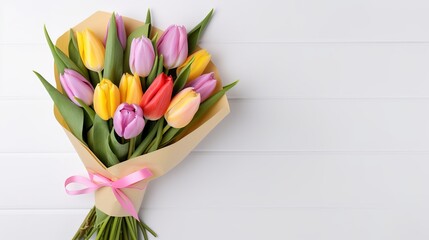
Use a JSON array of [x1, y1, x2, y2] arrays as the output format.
[[1, 0, 429, 239]]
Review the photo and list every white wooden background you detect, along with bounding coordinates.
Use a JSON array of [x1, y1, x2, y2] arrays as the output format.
[[1, 0, 429, 239]]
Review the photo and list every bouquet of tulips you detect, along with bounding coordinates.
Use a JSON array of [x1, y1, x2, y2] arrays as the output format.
[[34, 9, 237, 240]]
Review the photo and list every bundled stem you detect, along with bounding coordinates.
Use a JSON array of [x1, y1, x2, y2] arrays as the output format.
[[74, 212, 156, 240], [72, 207, 96, 240]]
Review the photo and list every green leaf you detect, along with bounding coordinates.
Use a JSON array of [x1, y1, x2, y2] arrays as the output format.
[[123, 24, 151, 74], [161, 80, 239, 146], [88, 70, 99, 88], [160, 127, 180, 147], [55, 45, 88, 79], [146, 55, 159, 85], [145, 9, 151, 25], [187, 9, 214, 54], [146, 118, 164, 153], [34, 71, 84, 143], [151, 32, 159, 46], [68, 29, 89, 79], [194, 80, 238, 121], [173, 57, 194, 93], [130, 120, 161, 158], [156, 55, 164, 76], [90, 115, 120, 167], [104, 13, 124, 86], [44, 26, 66, 74], [74, 97, 95, 121], [76, 96, 94, 137], [95, 208, 110, 227], [145, 9, 152, 37], [82, 110, 93, 141], [45, 26, 88, 79], [109, 129, 129, 161]]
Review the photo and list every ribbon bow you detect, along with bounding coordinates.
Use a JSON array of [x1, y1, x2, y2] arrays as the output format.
[[65, 168, 153, 220]]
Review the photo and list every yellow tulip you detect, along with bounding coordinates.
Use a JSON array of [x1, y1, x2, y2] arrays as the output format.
[[119, 73, 143, 105], [93, 79, 120, 120], [177, 49, 211, 82], [164, 87, 200, 128], [76, 29, 105, 72]]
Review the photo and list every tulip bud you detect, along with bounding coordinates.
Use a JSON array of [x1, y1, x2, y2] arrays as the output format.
[[60, 69, 94, 106], [119, 73, 143, 105], [76, 29, 105, 72], [139, 73, 173, 120], [104, 13, 127, 49], [94, 79, 120, 120], [184, 72, 217, 102], [130, 37, 155, 77], [164, 87, 200, 128], [177, 49, 211, 81], [157, 25, 188, 69], [113, 103, 145, 139]]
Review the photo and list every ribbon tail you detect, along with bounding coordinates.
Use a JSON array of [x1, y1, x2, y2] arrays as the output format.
[[112, 189, 140, 221]]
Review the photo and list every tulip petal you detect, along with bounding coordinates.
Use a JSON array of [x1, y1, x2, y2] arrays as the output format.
[[185, 72, 217, 102], [157, 25, 188, 69], [113, 103, 145, 140], [165, 88, 200, 128]]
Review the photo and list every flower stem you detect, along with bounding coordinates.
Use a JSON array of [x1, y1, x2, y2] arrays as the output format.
[[141, 220, 158, 237], [128, 138, 136, 159], [108, 119, 113, 130], [72, 207, 96, 240], [162, 125, 171, 134], [98, 71, 103, 82]]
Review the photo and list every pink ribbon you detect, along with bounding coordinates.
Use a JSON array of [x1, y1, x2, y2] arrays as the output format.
[[64, 168, 153, 220]]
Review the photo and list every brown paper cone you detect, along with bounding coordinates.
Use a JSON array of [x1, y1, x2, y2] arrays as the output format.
[[53, 11, 230, 217]]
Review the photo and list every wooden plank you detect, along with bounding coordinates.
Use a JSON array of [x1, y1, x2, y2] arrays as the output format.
[[0, 99, 428, 153], [1, 207, 428, 239], [3, 0, 429, 44], [4, 43, 429, 99], [1, 152, 429, 209]]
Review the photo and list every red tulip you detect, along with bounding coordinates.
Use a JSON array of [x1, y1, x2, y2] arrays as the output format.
[[139, 73, 173, 120]]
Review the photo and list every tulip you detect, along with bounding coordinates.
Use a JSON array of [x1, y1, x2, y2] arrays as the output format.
[[177, 49, 211, 81], [164, 87, 200, 128], [184, 72, 217, 102], [76, 29, 105, 72], [104, 13, 127, 49], [119, 73, 143, 105], [60, 69, 94, 106], [93, 79, 120, 120], [129, 37, 155, 77], [139, 73, 173, 120], [156, 25, 188, 69], [113, 103, 145, 139]]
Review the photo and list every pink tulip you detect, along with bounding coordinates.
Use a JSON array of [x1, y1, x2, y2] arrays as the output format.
[[130, 37, 155, 77], [59, 69, 94, 106], [156, 25, 188, 69], [184, 72, 217, 102], [113, 103, 145, 139], [104, 13, 127, 49]]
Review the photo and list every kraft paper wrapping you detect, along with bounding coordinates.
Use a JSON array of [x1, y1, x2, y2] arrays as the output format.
[[53, 11, 230, 217]]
